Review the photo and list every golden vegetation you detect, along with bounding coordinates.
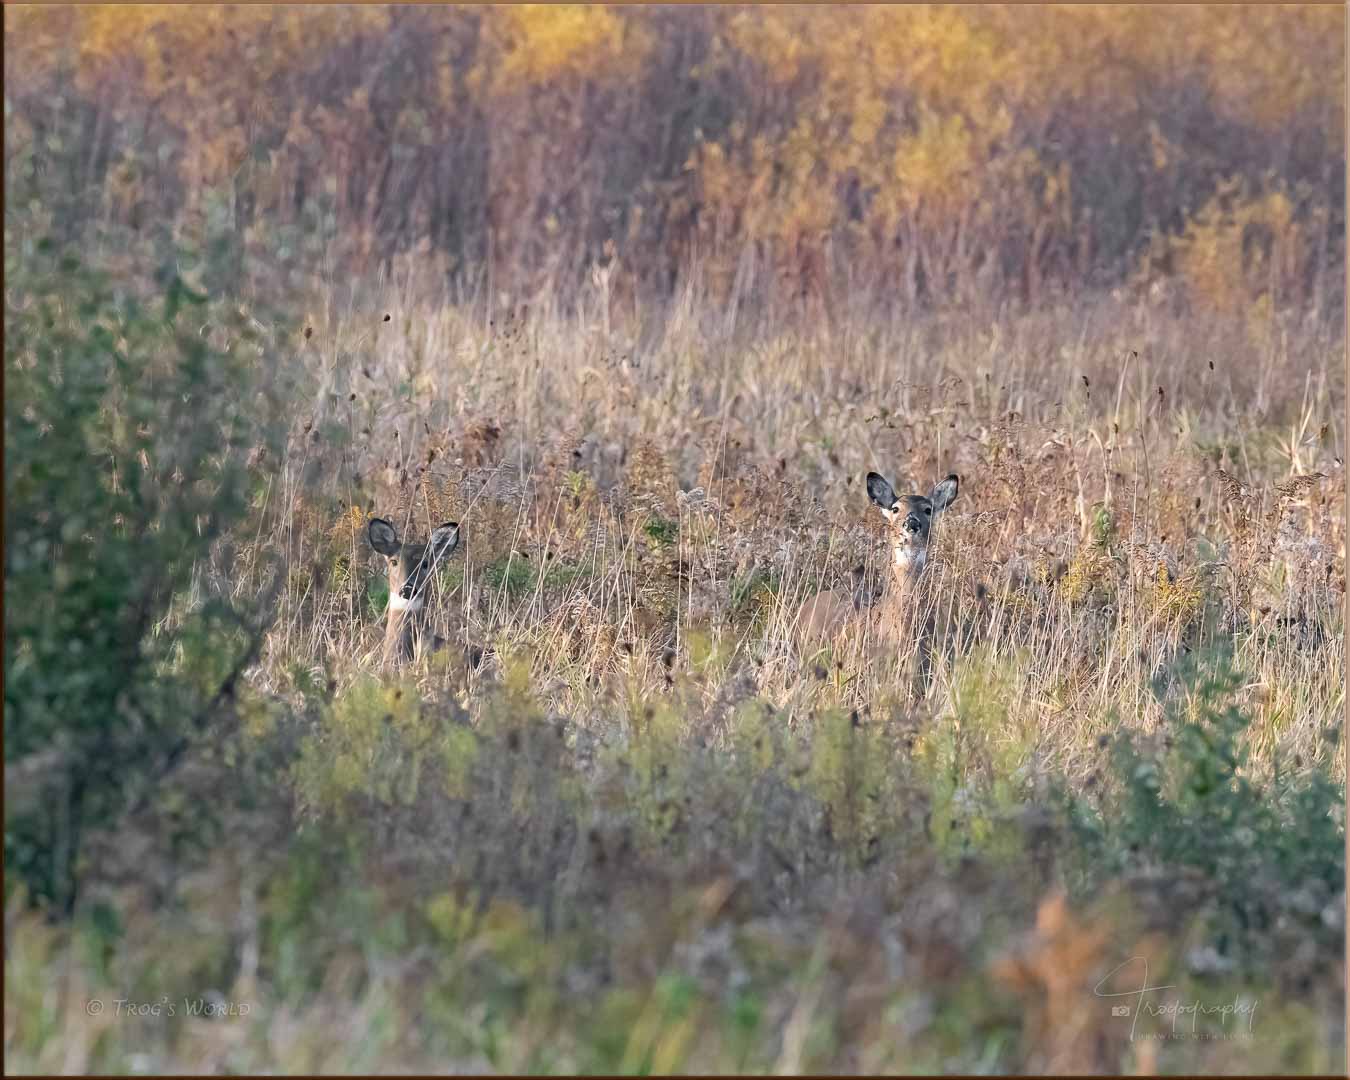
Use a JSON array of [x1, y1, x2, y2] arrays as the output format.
[[6, 6, 1343, 309]]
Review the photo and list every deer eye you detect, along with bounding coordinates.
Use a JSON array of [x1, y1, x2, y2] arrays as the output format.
[[923, 506, 932, 515]]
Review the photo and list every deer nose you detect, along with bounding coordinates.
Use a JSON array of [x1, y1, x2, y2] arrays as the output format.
[[904, 514, 922, 533]]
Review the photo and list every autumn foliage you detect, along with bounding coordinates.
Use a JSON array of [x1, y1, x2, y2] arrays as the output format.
[[5, 5, 1344, 314], [4, 9, 1346, 1074]]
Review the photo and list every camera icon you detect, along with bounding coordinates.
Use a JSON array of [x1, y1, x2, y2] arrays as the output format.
[[1111, 1005, 1131, 1017]]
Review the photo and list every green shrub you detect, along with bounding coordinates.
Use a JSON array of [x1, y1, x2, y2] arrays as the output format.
[[1058, 647, 1345, 963], [915, 648, 1036, 859], [292, 677, 439, 819], [803, 706, 897, 864], [485, 553, 535, 598], [644, 515, 679, 546], [4, 237, 282, 913]]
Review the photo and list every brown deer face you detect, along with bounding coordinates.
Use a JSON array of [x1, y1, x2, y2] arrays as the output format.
[[866, 471, 959, 572], [367, 517, 460, 612]]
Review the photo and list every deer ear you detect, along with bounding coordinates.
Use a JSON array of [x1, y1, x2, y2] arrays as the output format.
[[866, 472, 897, 511], [430, 522, 460, 559], [929, 474, 959, 514], [368, 517, 401, 556]]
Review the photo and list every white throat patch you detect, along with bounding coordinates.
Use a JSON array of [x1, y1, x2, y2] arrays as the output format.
[[893, 547, 927, 574], [389, 593, 424, 613]]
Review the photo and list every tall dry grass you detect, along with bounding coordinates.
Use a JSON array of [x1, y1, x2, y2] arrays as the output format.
[[4, 243, 1343, 1074], [241, 269, 1343, 782]]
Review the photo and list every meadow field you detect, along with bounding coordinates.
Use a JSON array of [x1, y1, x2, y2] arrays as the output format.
[[5, 6, 1346, 1075]]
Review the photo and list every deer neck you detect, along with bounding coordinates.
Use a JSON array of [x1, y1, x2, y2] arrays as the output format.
[[384, 602, 426, 664], [890, 544, 928, 583], [882, 546, 931, 609], [872, 546, 932, 646]]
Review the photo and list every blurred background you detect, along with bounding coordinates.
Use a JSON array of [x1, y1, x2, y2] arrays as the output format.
[[6, 5, 1345, 317]]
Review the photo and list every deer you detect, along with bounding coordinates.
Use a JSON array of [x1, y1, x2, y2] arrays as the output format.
[[793, 470, 959, 683], [367, 516, 461, 667]]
